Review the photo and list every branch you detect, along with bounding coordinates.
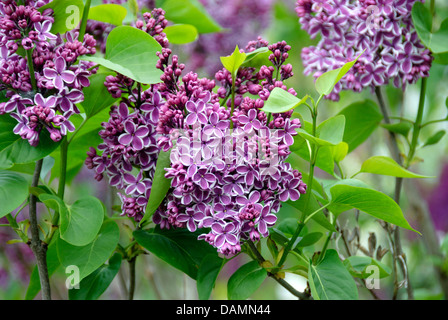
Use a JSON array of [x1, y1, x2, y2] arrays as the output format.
[[247, 241, 312, 300], [375, 86, 413, 300], [28, 159, 51, 300], [128, 256, 137, 300]]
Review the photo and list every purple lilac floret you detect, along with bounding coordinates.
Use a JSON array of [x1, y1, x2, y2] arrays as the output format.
[[0, 0, 97, 146], [296, 0, 433, 101]]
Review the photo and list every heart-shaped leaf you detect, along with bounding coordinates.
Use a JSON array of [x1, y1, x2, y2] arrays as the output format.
[[39, 194, 104, 246], [81, 26, 163, 84]]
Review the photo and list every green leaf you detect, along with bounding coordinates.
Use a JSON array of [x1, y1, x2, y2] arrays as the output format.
[[62, 196, 105, 246], [69, 253, 122, 300], [88, 4, 127, 26], [220, 46, 247, 79], [81, 26, 163, 84], [80, 68, 120, 118], [0, 114, 61, 170], [227, 261, 267, 300], [241, 47, 271, 69], [161, 0, 223, 33], [358, 156, 432, 178], [308, 249, 358, 300], [140, 149, 172, 226], [423, 130, 446, 147], [39, 0, 84, 34], [316, 115, 346, 145], [128, 0, 139, 17], [57, 220, 120, 282], [297, 115, 345, 147], [164, 24, 198, 44], [296, 232, 323, 248], [337, 100, 383, 153], [381, 122, 413, 137], [0, 171, 29, 219], [197, 254, 225, 300], [315, 52, 363, 95], [433, 52, 448, 65], [344, 256, 391, 279], [261, 87, 309, 114], [330, 142, 348, 163], [329, 184, 419, 233], [39, 194, 104, 246], [133, 227, 219, 280], [412, 2, 448, 53]]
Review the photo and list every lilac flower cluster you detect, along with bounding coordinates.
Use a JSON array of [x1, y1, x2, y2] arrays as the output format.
[[296, 0, 433, 100], [86, 6, 306, 255], [0, 0, 97, 146], [86, 8, 169, 222], [153, 40, 306, 256]]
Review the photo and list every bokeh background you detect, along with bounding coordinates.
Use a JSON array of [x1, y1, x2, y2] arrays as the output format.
[[1, 0, 448, 300]]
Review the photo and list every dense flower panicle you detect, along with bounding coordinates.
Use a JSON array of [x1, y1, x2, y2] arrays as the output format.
[[296, 0, 433, 100], [85, 6, 306, 256], [152, 39, 306, 256], [0, 0, 97, 146]]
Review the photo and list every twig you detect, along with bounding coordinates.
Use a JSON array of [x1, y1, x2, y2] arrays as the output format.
[[28, 159, 51, 300], [128, 256, 137, 300], [247, 241, 312, 300], [375, 86, 413, 300]]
